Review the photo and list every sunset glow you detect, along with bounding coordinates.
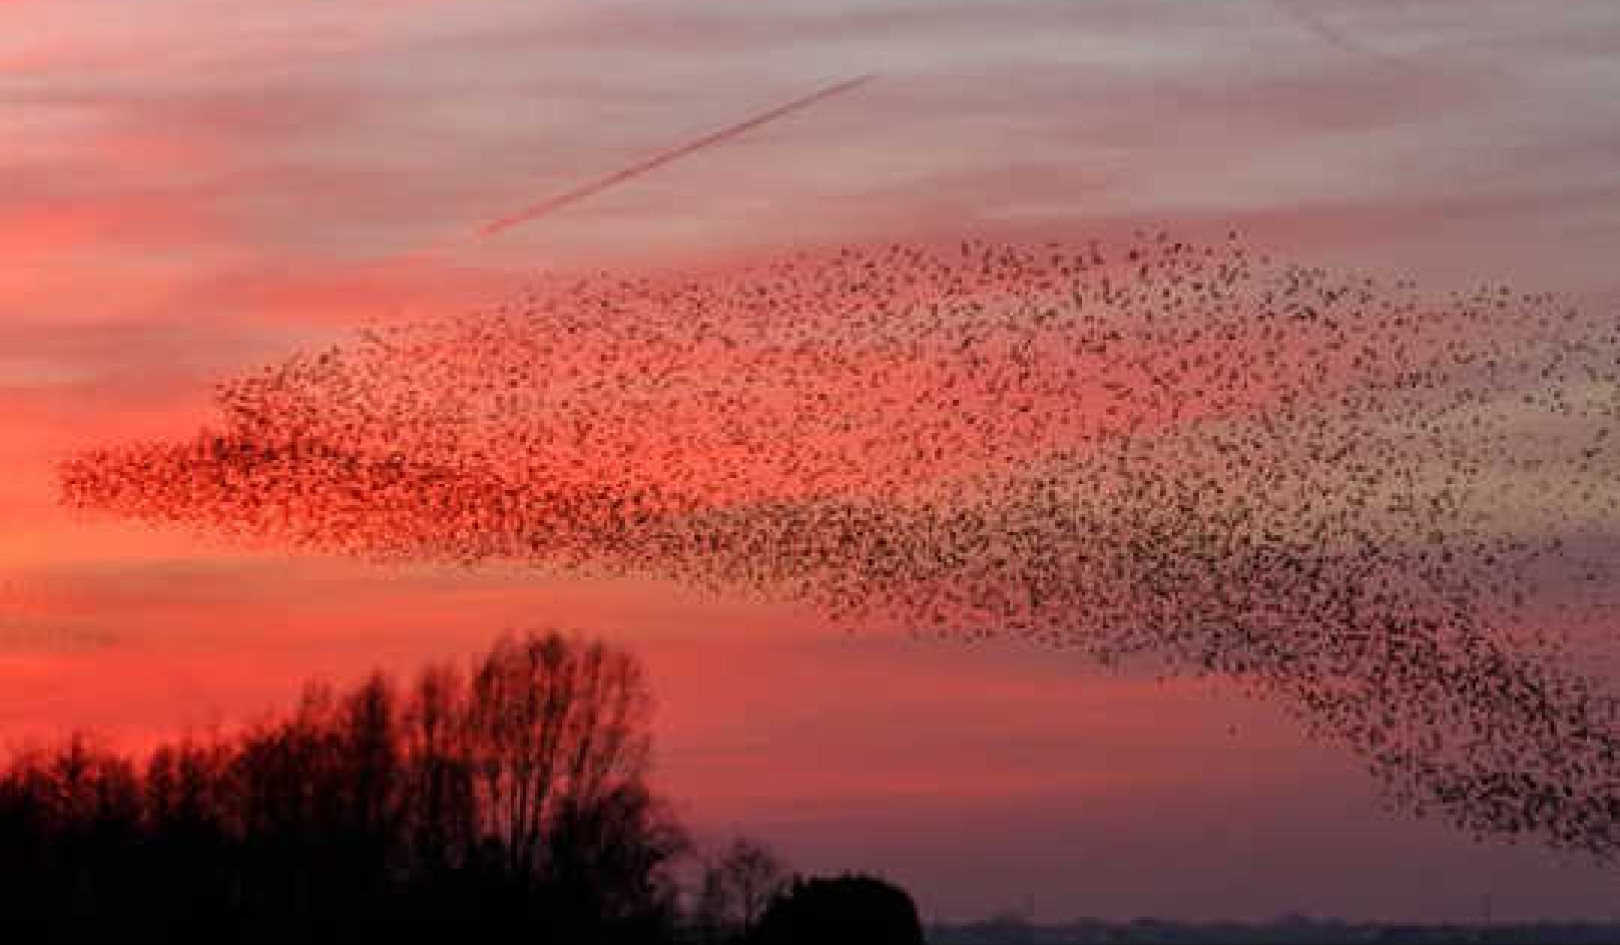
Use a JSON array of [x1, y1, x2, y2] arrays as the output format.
[[5, 0, 1620, 926]]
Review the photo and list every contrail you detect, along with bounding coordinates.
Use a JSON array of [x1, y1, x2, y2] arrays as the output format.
[[479, 74, 876, 238], [1267, 0, 1428, 77]]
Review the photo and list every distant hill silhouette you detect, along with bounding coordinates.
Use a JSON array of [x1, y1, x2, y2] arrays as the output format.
[[927, 917, 1620, 945]]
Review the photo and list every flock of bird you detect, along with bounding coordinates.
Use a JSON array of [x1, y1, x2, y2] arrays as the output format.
[[60, 233, 1619, 859]]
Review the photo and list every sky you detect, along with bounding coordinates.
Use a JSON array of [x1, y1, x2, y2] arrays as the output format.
[[4, 0, 1620, 922]]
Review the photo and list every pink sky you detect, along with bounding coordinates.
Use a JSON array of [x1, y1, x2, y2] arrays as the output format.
[[4, 0, 1620, 921]]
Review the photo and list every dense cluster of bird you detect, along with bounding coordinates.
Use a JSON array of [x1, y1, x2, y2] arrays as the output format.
[[60, 233, 1619, 859]]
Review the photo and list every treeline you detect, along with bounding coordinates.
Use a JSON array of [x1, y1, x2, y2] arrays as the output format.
[[0, 631, 686, 943]]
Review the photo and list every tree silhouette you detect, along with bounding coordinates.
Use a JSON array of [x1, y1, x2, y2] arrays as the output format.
[[0, 630, 685, 943], [0, 629, 920, 943], [751, 874, 925, 945], [696, 837, 788, 942]]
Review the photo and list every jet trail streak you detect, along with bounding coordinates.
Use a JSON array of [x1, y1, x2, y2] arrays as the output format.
[[480, 74, 876, 238]]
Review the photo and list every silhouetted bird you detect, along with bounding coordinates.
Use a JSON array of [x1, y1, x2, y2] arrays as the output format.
[[58, 233, 1620, 860]]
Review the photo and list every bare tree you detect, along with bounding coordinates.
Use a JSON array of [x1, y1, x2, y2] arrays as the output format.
[[399, 661, 477, 873], [465, 630, 653, 878], [0, 629, 683, 942], [696, 836, 787, 942]]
